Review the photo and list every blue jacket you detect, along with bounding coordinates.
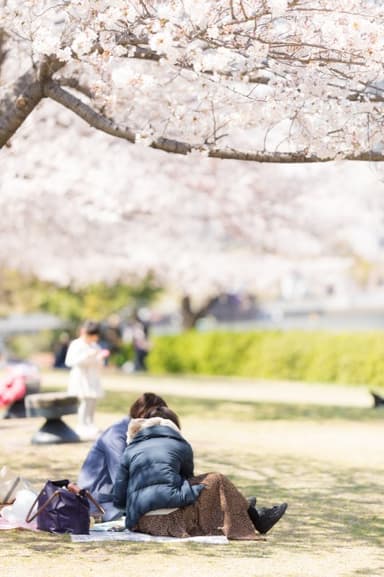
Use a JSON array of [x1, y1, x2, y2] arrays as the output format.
[[113, 418, 204, 529], [77, 417, 130, 521]]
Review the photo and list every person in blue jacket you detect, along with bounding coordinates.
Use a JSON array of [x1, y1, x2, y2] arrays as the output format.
[[113, 406, 288, 538], [77, 392, 167, 521], [79, 393, 287, 535], [113, 406, 205, 530]]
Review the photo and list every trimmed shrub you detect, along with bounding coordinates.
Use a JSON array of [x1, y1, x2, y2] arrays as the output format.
[[147, 330, 384, 386]]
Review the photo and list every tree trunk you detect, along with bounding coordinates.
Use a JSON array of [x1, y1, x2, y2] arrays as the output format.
[[0, 29, 8, 70], [0, 58, 64, 148], [181, 294, 220, 330]]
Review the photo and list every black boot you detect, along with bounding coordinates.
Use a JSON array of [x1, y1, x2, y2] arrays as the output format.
[[248, 503, 288, 534], [247, 496, 257, 508]]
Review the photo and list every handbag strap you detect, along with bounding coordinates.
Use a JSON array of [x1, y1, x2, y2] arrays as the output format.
[[82, 490, 105, 515], [25, 488, 61, 523], [25, 486, 105, 523], [2, 476, 20, 504], [51, 479, 70, 488]]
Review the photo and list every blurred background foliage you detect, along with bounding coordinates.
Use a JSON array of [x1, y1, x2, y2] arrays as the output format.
[[0, 268, 161, 360], [0, 268, 161, 321], [2, 268, 384, 389]]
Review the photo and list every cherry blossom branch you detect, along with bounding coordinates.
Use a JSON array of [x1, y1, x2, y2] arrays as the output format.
[[208, 148, 384, 162], [42, 81, 384, 163], [44, 81, 193, 153], [58, 78, 94, 99]]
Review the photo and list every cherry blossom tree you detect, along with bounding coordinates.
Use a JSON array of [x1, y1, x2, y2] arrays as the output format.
[[2, 98, 384, 327], [2, 1, 384, 327], [1, 0, 384, 162]]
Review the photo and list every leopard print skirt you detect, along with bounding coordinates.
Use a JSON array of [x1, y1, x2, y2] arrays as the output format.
[[136, 472, 259, 540]]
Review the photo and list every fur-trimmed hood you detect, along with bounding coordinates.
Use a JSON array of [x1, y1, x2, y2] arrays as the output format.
[[114, 417, 203, 529], [127, 416, 180, 444]]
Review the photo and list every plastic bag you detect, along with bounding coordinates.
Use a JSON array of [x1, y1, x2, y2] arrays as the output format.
[[1, 489, 38, 524], [0, 466, 35, 504]]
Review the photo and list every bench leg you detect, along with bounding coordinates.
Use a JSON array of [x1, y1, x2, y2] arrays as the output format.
[[31, 418, 81, 444]]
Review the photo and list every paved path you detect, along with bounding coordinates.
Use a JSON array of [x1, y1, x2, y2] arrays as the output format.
[[41, 369, 374, 408]]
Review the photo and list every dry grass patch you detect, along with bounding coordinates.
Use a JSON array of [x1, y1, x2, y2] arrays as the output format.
[[0, 385, 383, 577]]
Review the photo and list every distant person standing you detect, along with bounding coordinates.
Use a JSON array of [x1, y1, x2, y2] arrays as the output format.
[[53, 332, 70, 369], [65, 320, 110, 439], [132, 310, 151, 372]]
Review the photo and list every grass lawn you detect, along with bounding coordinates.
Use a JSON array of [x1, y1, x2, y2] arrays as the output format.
[[0, 380, 383, 577]]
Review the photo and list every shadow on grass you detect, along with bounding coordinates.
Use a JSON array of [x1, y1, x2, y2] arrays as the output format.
[[192, 446, 384, 555], [99, 390, 384, 423], [2, 452, 380, 561], [0, 527, 272, 559], [242, 457, 384, 552]]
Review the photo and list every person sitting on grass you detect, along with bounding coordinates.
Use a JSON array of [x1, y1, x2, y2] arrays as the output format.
[[77, 392, 168, 521], [113, 405, 288, 539]]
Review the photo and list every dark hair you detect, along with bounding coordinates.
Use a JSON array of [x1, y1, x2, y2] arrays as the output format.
[[146, 406, 180, 429], [82, 320, 101, 336], [129, 392, 167, 418]]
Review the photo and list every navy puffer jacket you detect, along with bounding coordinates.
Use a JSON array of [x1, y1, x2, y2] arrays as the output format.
[[113, 417, 204, 529]]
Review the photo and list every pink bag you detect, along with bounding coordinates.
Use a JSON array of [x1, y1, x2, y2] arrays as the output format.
[[0, 375, 27, 406]]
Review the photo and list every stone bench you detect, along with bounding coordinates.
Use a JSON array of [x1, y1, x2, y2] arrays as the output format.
[[25, 392, 80, 444]]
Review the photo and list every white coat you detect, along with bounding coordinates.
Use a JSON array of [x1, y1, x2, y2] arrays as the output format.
[[65, 337, 104, 399]]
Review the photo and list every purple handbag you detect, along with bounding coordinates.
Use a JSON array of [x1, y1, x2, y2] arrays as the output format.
[[25, 479, 104, 534]]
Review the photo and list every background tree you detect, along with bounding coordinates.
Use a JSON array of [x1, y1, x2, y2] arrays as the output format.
[[2, 105, 383, 328]]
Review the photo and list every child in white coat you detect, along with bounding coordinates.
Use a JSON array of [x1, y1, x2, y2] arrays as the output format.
[[65, 320, 109, 439]]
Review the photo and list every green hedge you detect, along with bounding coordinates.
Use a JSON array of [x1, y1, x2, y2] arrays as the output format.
[[147, 330, 384, 386]]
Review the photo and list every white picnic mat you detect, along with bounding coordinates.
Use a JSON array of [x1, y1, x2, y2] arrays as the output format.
[[71, 519, 228, 544]]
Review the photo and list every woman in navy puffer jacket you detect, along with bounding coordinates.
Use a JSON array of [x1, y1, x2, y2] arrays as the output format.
[[113, 407, 204, 530]]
